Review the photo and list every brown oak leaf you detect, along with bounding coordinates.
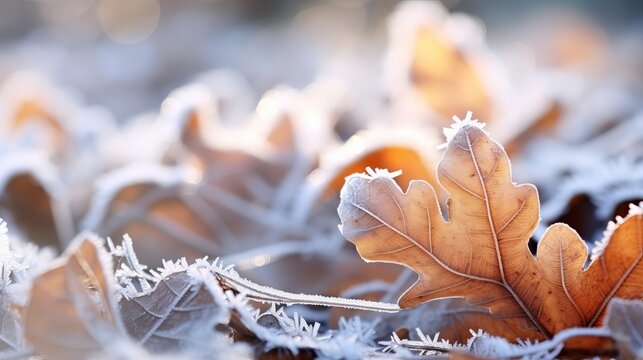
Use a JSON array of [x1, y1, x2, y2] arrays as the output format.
[[338, 116, 643, 341]]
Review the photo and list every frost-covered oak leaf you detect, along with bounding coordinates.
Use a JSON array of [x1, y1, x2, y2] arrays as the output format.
[[338, 115, 643, 341]]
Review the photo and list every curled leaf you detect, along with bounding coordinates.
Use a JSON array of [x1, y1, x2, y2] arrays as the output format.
[[23, 234, 128, 359], [0, 153, 74, 248]]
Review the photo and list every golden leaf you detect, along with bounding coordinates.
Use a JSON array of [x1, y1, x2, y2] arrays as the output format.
[[338, 119, 643, 341]]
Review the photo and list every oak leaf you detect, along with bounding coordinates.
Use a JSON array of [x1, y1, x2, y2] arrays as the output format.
[[338, 115, 643, 341]]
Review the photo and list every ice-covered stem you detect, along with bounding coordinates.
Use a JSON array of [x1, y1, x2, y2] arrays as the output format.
[[109, 235, 400, 313], [381, 328, 466, 355], [207, 258, 401, 313]]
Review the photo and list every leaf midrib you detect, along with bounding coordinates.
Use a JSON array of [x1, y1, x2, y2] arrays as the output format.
[[465, 132, 548, 337]]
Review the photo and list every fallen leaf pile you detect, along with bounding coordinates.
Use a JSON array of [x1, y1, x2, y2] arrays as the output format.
[[0, 1, 641, 359]]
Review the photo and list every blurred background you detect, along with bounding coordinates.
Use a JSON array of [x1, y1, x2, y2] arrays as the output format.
[[0, 0, 642, 302], [1, 3, 643, 357], [1, 0, 641, 120]]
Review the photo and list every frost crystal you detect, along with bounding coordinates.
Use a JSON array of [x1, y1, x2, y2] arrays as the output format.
[[438, 111, 488, 149], [0, 219, 53, 356]]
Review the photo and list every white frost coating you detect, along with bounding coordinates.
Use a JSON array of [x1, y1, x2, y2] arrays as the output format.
[[0, 219, 54, 306], [380, 328, 468, 356], [541, 159, 643, 223], [338, 169, 409, 239], [101, 113, 174, 167], [194, 68, 255, 126], [438, 111, 488, 149], [557, 87, 639, 143], [110, 235, 399, 312], [0, 71, 116, 143], [337, 174, 370, 230], [0, 219, 54, 356], [514, 113, 643, 203], [470, 327, 610, 359], [227, 293, 379, 358], [591, 201, 643, 261], [109, 236, 385, 358], [385, 1, 486, 95], [161, 82, 219, 141], [382, 326, 611, 359], [339, 280, 393, 299], [81, 163, 189, 231]]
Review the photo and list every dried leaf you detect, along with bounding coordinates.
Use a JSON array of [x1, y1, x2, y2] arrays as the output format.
[[338, 115, 643, 341], [0, 154, 74, 248], [84, 88, 325, 267], [23, 233, 128, 359], [119, 269, 229, 352], [605, 298, 643, 360], [84, 164, 222, 266]]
